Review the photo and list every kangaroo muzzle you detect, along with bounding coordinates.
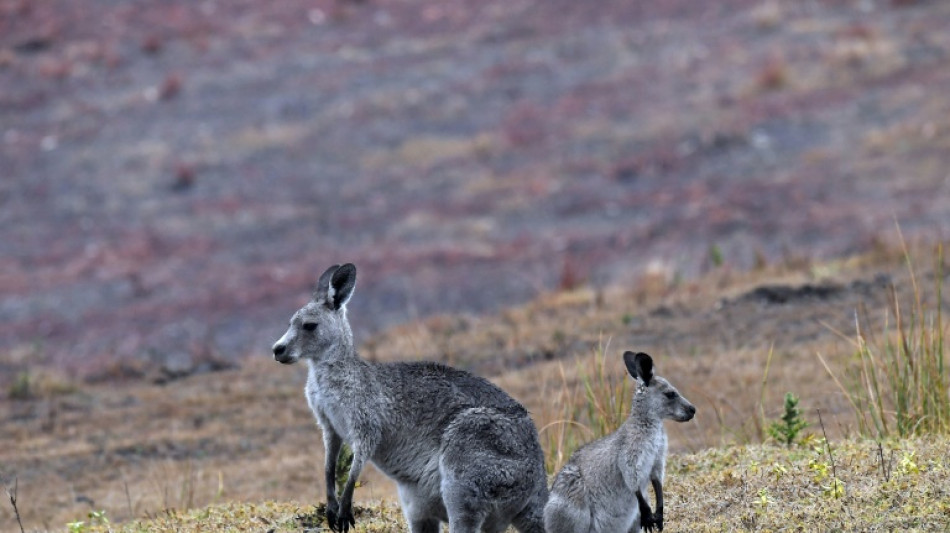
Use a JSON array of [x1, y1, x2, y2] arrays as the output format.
[[678, 404, 697, 422], [273, 343, 294, 364]]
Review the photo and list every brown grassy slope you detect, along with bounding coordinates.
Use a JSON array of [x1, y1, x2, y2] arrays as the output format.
[[3, 244, 947, 529]]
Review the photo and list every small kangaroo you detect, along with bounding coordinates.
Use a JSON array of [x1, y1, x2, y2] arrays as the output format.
[[544, 351, 695, 533], [272, 264, 548, 533]]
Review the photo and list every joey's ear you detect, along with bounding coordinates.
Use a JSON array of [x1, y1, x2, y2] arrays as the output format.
[[623, 351, 654, 385], [314, 264, 341, 302], [327, 263, 357, 310]]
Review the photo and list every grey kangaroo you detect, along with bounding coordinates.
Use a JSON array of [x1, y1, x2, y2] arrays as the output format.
[[272, 264, 548, 533], [544, 351, 695, 533]]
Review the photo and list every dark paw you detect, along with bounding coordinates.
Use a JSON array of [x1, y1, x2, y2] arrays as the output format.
[[327, 504, 356, 532], [642, 516, 655, 533], [642, 510, 663, 533], [637, 505, 652, 523]]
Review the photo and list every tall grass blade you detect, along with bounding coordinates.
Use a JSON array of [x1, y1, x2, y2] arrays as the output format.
[[819, 241, 949, 439], [539, 337, 633, 474]]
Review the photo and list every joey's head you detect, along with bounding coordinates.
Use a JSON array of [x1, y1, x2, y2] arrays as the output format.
[[624, 351, 696, 422], [272, 263, 357, 365]]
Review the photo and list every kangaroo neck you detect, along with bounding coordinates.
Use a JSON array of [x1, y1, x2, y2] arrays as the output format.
[[627, 395, 662, 428], [307, 341, 370, 380]]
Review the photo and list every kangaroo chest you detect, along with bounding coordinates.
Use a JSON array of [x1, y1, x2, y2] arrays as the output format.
[[630, 437, 662, 475], [305, 372, 366, 443]]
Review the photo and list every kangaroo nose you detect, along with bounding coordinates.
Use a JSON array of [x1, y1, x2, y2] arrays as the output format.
[[273, 344, 286, 357]]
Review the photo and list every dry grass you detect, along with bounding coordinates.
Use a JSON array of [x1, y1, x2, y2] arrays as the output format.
[[535, 339, 632, 474], [820, 243, 950, 438], [360, 133, 497, 171], [0, 359, 405, 529], [81, 437, 950, 532], [83, 500, 408, 532], [670, 436, 950, 531]]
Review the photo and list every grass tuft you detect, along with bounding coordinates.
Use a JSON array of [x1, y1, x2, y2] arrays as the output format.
[[540, 338, 630, 474], [820, 243, 949, 439]]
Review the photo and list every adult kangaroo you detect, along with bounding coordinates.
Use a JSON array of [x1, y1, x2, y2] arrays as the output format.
[[272, 264, 548, 533]]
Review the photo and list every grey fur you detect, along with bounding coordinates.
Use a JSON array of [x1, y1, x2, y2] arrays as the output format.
[[273, 264, 548, 533], [544, 351, 696, 533]]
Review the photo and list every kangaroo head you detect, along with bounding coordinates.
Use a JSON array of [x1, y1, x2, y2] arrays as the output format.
[[623, 351, 696, 422], [272, 263, 357, 365]]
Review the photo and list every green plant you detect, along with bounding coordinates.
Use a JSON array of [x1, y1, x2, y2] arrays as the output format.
[[754, 488, 772, 512], [818, 242, 949, 438], [769, 462, 787, 480], [767, 392, 809, 447], [333, 444, 364, 497], [335, 443, 354, 496], [88, 510, 109, 526], [823, 478, 845, 499], [66, 510, 108, 533], [897, 451, 920, 475], [708, 244, 724, 268], [8, 371, 31, 400]]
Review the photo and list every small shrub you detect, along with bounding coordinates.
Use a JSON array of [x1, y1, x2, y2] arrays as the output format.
[[767, 392, 809, 447], [708, 244, 724, 268], [8, 371, 31, 400]]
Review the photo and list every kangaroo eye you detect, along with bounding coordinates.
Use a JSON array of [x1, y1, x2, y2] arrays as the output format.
[[302, 322, 318, 332], [664, 391, 677, 400]]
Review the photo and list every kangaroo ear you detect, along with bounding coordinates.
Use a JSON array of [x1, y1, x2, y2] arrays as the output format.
[[623, 351, 654, 385], [314, 264, 341, 302], [327, 263, 357, 310]]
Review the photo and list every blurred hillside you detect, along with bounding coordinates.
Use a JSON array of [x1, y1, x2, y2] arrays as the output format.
[[2, 0, 950, 379]]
